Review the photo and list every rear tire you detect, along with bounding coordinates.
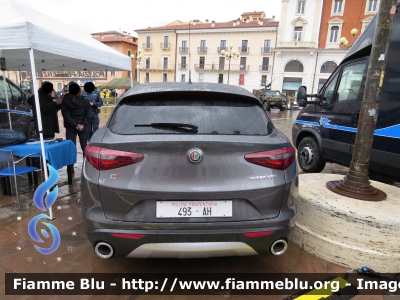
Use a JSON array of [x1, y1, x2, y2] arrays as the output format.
[[279, 106, 285, 111], [26, 121, 37, 139], [297, 136, 326, 173]]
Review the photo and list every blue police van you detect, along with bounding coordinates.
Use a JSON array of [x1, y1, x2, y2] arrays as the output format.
[[292, 10, 400, 181]]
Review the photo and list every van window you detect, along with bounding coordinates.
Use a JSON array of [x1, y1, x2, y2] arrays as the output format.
[[8, 83, 23, 103], [321, 73, 338, 105], [337, 62, 366, 102]]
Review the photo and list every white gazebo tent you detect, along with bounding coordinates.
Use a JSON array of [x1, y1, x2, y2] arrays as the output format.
[[0, 0, 133, 215]]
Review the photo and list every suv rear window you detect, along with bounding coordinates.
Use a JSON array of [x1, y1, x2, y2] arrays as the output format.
[[108, 93, 273, 135]]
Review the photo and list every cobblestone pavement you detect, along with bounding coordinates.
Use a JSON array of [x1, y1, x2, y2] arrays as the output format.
[[0, 106, 394, 299]]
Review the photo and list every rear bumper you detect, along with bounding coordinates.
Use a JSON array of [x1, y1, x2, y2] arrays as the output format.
[[85, 226, 294, 258]]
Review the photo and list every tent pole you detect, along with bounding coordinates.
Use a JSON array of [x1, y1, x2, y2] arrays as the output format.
[[130, 67, 133, 87], [29, 48, 53, 219], [2, 71, 12, 129]]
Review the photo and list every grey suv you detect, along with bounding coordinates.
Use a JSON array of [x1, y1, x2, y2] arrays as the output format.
[[81, 82, 298, 259]]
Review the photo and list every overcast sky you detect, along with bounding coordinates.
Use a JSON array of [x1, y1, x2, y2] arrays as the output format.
[[16, 0, 282, 36]]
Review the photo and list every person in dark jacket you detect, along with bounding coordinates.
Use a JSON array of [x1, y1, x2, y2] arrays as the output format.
[[61, 81, 91, 154], [27, 81, 61, 139], [82, 81, 102, 139]]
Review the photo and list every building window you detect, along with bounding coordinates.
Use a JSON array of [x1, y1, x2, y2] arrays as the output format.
[[146, 36, 151, 48], [263, 40, 271, 53], [262, 57, 269, 71], [333, 0, 343, 13], [261, 75, 267, 86], [181, 74, 186, 82], [111, 70, 116, 76], [163, 57, 168, 70], [135, 69, 137, 78], [240, 57, 247, 71], [145, 72, 149, 83], [163, 73, 167, 82], [146, 57, 150, 69], [127, 50, 131, 57], [241, 40, 248, 52], [219, 57, 225, 70], [127, 71, 131, 77], [220, 40, 226, 51], [199, 57, 205, 69], [294, 27, 303, 42], [367, 0, 378, 12], [330, 26, 339, 43], [57, 83, 62, 91], [297, 1, 305, 14], [320, 61, 338, 73], [284, 60, 304, 72], [181, 40, 188, 52], [199, 73, 204, 82], [200, 40, 206, 52], [164, 36, 169, 48], [181, 57, 187, 69]]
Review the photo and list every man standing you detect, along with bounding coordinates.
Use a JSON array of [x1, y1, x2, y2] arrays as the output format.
[[82, 81, 103, 139], [28, 81, 61, 139]]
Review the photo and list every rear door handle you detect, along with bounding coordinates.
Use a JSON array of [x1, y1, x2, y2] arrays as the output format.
[[351, 112, 359, 123]]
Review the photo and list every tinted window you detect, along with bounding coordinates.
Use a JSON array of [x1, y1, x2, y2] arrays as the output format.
[[108, 94, 273, 136]]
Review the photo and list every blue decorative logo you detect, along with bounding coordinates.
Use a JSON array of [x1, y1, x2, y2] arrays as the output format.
[[28, 164, 60, 254]]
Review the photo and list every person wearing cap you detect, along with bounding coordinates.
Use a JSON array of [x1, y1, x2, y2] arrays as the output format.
[[61, 81, 91, 156], [27, 81, 61, 139], [82, 81, 102, 139]]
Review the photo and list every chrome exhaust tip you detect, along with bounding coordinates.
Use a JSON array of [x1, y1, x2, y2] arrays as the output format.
[[94, 242, 114, 259], [270, 239, 288, 255]]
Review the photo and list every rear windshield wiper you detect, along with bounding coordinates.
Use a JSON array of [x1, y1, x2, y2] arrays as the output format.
[[135, 123, 198, 132]]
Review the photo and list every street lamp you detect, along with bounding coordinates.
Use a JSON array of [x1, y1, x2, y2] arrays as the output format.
[[339, 36, 348, 48], [131, 49, 149, 83], [220, 44, 239, 85], [351, 28, 359, 45]]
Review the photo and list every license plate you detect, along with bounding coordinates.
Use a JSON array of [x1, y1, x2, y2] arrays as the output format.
[[156, 201, 232, 218]]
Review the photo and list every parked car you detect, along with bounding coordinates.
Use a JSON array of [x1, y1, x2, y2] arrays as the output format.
[[0, 76, 36, 138], [292, 12, 400, 181], [81, 82, 298, 259]]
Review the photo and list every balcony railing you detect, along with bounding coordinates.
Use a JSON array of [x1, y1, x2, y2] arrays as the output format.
[[217, 47, 228, 52], [160, 42, 171, 50], [261, 47, 272, 54], [179, 47, 188, 53], [238, 46, 249, 53], [178, 63, 187, 70], [197, 47, 208, 53], [259, 65, 269, 72], [142, 43, 152, 50], [138, 63, 175, 71], [193, 64, 250, 72]]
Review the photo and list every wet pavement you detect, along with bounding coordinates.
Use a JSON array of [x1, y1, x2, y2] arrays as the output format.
[[0, 106, 393, 299]]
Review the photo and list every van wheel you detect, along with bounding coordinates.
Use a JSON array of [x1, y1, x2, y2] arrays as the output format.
[[27, 121, 37, 139], [279, 107, 285, 111], [298, 136, 326, 173]]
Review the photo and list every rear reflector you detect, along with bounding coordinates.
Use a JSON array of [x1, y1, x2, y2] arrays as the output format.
[[85, 145, 144, 171], [111, 233, 145, 239], [244, 146, 296, 170], [243, 231, 275, 237]]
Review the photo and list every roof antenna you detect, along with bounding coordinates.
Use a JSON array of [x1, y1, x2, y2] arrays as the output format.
[[188, 21, 192, 84]]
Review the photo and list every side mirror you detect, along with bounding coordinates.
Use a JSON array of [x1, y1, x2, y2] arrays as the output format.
[[297, 86, 308, 107], [297, 86, 321, 107]]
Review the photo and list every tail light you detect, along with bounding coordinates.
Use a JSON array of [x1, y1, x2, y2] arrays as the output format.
[[244, 146, 296, 170], [111, 233, 145, 239], [85, 145, 144, 170], [243, 230, 275, 237]]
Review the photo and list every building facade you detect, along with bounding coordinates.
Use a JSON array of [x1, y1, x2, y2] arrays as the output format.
[[135, 12, 278, 92], [91, 31, 138, 87], [272, 0, 378, 98]]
